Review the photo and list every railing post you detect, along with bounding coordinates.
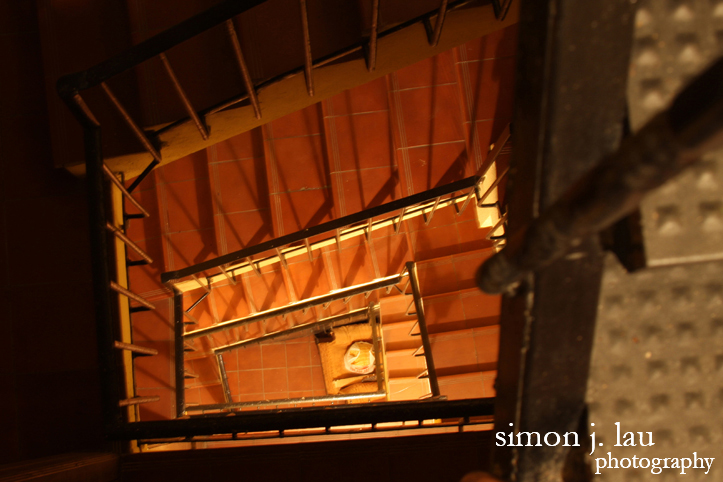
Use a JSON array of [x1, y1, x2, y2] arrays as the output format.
[[159, 53, 209, 139], [406, 261, 440, 397], [429, 0, 449, 47], [85, 124, 124, 432], [367, 0, 380, 72], [225, 20, 262, 119], [299, 0, 314, 96], [174, 289, 186, 418]]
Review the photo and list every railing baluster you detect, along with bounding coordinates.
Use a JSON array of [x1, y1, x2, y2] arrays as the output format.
[[424, 196, 442, 226], [219, 264, 236, 285], [299, 0, 314, 96], [335, 228, 342, 250], [159, 53, 209, 140], [304, 238, 313, 262], [242, 276, 258, 313], [407, 261, 440, 397], [485, 212, 508, 241], [275, 247, 288, 270], [71, 93, 100, 127], [187, 291, 209, 312], [364, 217, 381, 279], [430, 0, 449, 47], [191, 274, 210, 293], [217, 354, 233, 403], [114, 340, 158, 356], [184, 311, 199, 325], [119, 396, 160, 407], [110, 281, 155, 309], [225, 20, 262, 119], [127, 160, 160, 194], [457, 184, 478, 216], [477, 165, 510, 206], [100, 82, 161, 162], [102, 165, 150, 217], [367, 0, 380, 72], [395, 207, 406, 234], [247, 256, 262, 277], [106, 222, 153, 264]]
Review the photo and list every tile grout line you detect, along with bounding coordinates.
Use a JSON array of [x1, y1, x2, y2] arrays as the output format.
[[326, 99, 346, 217], [323, 109, 390, 119], [402, 140, 467, 150], [391, 73, 414, 196], [458, 44, 484, 170], [264, 124, 285, 237], [390, 81, 459, 92], [156, 171, 175, 271], [208, 145, 228, 256]]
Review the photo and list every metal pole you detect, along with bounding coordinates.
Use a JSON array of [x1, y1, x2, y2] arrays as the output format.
[[159, 53, 208, 139], [225, 20, 262, 119], [299, 0, 314, 96], [406, 262, 440, 397]]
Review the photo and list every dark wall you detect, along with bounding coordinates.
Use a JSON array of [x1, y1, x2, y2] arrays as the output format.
[[122, 431, 493, 482], [0, 1, 110, 463]]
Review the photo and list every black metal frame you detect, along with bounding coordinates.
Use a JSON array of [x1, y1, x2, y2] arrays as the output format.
[[115, 398, 495, 440], [483, 0, 637, 480]]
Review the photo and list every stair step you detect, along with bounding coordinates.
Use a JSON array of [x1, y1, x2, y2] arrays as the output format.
[[429, 327, 499, 377], [387, 377, 432, 401], [437, 371, 497, 400], [383, 320, 422, 352], [414, 247, 498, 298], [379, 294, 418, 323], [385, 349, 428, 379], [421, 288, 501, 335]]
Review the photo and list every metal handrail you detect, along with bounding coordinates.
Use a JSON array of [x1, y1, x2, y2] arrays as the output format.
[[184, 272, 408, 340], [163, 176, 478, 286], [213, 308, 369, 354]]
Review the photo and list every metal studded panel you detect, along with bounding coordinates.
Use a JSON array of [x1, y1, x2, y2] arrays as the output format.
[[587, 255, 723, 481], [587, 1, 723, 480], [628, 0, 723, 265]]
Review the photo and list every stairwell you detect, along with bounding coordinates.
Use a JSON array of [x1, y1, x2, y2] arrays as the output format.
[[88, 21, 517, 421]]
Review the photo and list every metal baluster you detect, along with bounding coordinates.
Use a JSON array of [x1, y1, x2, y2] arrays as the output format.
[[100, 82, 161, 162], [105, 222, 153, 264], [110, 281, 155, 310], [102, 164, 150, 217], [430, 0, 449, 47], [225, 20, 262, 119], [299, 0, 314, 96], [159, 53, 209, 139], [423, 196, 442, 226], [367, 0, 380, 71]]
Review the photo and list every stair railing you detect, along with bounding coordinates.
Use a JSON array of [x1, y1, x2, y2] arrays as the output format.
[[188, 304, 387, 414], [60, 0, 508, 441], [58, 0, 499, 192]]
